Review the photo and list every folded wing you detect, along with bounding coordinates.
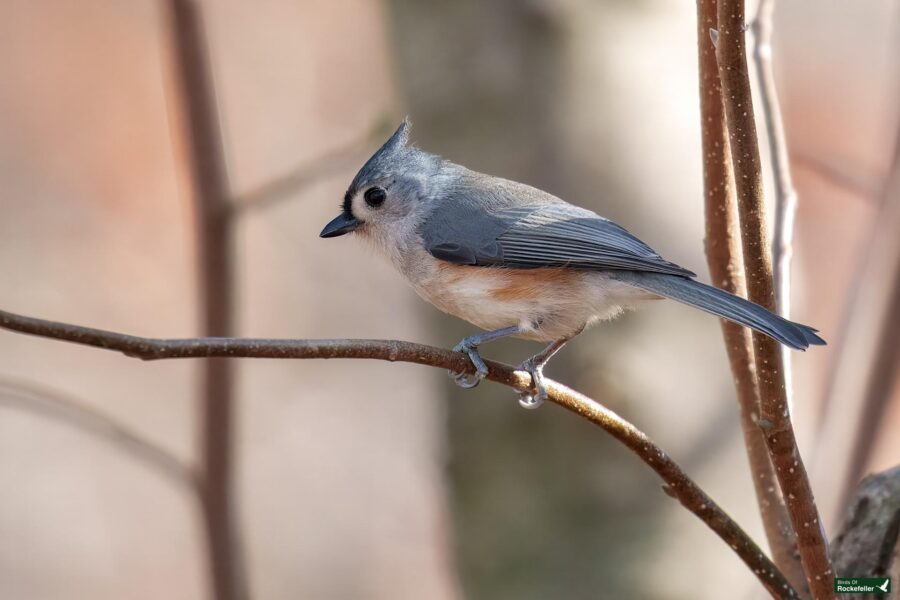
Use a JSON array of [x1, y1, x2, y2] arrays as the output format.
[[421, 187, 694, 277]]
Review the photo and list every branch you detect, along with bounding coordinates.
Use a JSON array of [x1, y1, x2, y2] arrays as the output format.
[[232, 139, 372, 213], [0, 307, 798, 598], [695, 0, 806, 592], [792, 151, 881, 201], [0, 379, 196, 491], [165, 1, 246, 599], [751, 0, 797, 320], [750, 0, 796, 425], [836, 129, 900, 507], [717, 1, 835, 597], [813, 100, 900, 525]]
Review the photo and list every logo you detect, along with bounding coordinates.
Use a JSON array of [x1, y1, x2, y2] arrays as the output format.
[[834, 577, 891, 594]]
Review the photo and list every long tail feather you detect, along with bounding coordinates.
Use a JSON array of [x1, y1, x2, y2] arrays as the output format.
[[611, 271, 826, 350]]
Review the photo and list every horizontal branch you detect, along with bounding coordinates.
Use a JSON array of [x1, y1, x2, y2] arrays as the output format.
[[0, 307, 797, 598], [792, 151, 881, 202], [232, 140, 371, 213]]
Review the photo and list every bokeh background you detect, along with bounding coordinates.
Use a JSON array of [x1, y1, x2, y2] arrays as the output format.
[[1, 1, 898, 599]]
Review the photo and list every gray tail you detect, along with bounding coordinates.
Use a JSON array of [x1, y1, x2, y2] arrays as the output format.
[[611, 271, 826, 351]]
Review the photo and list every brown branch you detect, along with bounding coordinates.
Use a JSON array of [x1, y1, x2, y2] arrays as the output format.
[[750, 0, 797, 430], [695, 0, 806, 593], [0, 307, 798, 599], [751, 0, 797, 320], [836, 133, 900, 509], [716, 1, 835, 597], [0, 378, 196, 491], [232, 139, 372, 213], [791, 151, 881, 201], [165, 1, 246, 599], [813, 105, 900, 525]]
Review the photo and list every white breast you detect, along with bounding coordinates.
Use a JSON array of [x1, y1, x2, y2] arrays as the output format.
[[397, 246, 653, 342]]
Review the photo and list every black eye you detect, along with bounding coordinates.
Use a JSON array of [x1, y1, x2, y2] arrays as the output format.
[[364, 187, 386, 208]]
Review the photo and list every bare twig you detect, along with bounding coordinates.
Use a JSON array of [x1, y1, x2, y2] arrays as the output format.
[[791, 151, 881, 201], [695, 0, 806, 592], [0, 307, 798, 599], [166, 1, 247, 599], [750, 0, 796, 419], [716, 1, 835, 597], [233, 139, 373, 213], [813, 112, 900, 525], [0, 378, 196, 490], [837, 150, 900, 509], [751, 0, 796, 320]]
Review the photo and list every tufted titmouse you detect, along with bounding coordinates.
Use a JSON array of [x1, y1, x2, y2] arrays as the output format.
[[320, 120, 824, 408]]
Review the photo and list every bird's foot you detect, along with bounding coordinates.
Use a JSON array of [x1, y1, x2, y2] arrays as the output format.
[[448, 336, 489, 389], [517, 358, 548, 409]]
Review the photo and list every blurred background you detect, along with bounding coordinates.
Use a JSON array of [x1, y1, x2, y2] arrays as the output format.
[[1, 1, 898, 599]]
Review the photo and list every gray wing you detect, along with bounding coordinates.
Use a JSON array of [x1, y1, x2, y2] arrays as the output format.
[[421, 182, 695, 277]]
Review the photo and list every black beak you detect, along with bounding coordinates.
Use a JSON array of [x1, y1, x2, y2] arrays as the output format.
[[319, 212, 360, 238]]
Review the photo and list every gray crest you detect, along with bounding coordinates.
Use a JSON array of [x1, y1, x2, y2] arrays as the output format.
[[347, 119, 412, 194]]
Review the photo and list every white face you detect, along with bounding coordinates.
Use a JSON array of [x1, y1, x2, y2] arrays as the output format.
[[348, 177, 426, 266], [347, 181, 392, 228]]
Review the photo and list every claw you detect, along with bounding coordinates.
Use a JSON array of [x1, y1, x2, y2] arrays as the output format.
[[448, 338, 489, 389], [449, 369, 483, 389], [518, 359, 548, 409]]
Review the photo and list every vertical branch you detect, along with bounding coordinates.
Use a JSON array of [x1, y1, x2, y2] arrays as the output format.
[[695, 0, 807, 593], [751, 0, 797, 413], [835, 127, 900, 511], [751, 0, 797, 319], [716, 1, 835, 598], [167, 1, 247, 599], [810, 17, 900, 526]]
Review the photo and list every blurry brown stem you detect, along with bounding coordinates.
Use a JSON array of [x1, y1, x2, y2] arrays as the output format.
[[166, 1, 246, 600], [811, 13, 900, 525], [717, 0, 834, 597], [233, 139, 372, 213], [837, 148, 900, 506], [0, 306, 798, 599], [791, 151, 881, 202], [695, 0, 806, 593], [0, 379, 196, 491], [814, 115, 900, 524]]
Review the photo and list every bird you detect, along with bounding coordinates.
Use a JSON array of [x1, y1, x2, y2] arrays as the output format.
[[320, 119, 825, 408]]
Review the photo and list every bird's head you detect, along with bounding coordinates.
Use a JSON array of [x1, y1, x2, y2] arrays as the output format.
[[319, 119, 442, 244]]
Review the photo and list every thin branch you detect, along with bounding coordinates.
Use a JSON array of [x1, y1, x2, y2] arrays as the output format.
[[835, 15, 900, 493], [791, 151, 881, 201], [811, 11, 900, 526], [751, 0, 796, 320], [813, 106, 900, 525], [0, 307, 798, 599], [0, 378, 196, 491], [837, 142, 900, 509], [165, 1, 246, 599], [232, 139, 373, 214], [716, 1, 835, 597], [695, 0, 806, 592], [750, 0, 796, 427]]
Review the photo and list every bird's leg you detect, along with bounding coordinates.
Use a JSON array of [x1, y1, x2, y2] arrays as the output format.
[[449, 325, 522, 389], [517, 330, 580, 409]]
